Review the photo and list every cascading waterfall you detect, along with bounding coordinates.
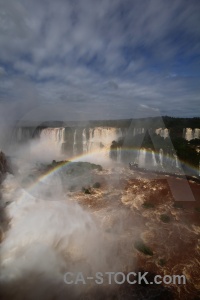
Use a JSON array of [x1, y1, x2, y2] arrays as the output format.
[[82, 129, 88, 153], [12, 125, 200, 168], [151, 150, 157, 167], [138, 148, 146, 168], [194, 128, 200, 139], [133, 128, 145, 136], [40, 128, 65, 145], [155, 127, 200, 141], [38, 128, 65, 156], [184, 128, 200, 141], [174, 154, 180, 169], [159, 149, 164, 166], [155, 128, 169, 139], [117, 147, 122, 162], [16, 127, 22, 141], [13, 127, 36, 143], [73, 129, 77, 155], [163, 128, 169, 138], [117, 128, 123, 137], [87, 127, 122, 154], [166, 152, 171, 166], [185, 128, 194, 141], [13, 126, 124, 162]]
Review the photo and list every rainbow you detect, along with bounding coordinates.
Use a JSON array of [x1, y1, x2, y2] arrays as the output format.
[[20, 147, 199, 197]]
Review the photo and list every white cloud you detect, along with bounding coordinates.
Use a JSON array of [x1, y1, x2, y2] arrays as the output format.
[[0, 0, 199, 120]]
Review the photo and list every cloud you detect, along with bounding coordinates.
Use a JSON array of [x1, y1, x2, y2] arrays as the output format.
[[0, 66, 6, 75], [0, 0, 199, 120]]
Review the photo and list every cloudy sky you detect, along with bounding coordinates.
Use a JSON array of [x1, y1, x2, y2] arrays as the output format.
[[0, 0, 200, 121]]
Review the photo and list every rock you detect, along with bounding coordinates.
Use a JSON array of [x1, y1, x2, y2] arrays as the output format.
[[0, 151, 11, 183], [82, 187, 92, 194], [93, 182, 101, 188]]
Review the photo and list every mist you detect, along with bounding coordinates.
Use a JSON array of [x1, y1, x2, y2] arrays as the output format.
[[0, 0, 200, 297], [0, 137, 139, 300]]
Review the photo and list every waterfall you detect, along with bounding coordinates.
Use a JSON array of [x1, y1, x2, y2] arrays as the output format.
[[174, 155, 180, 169], [194, 129, 200, 139], [163, 128, 169, 138], [159, 149, 163, 166], [40, 128, 65, 144], [16, 127, 22, 141], [184, 128, 200, 141], [117, 128, 123, 137], [117, 147, 122, 162], [155, 128, 169, 139], [166, 152, 171, 166], [73, 130, 77, 155], [199, 161, 200, 177], [87, 127, 122, 153], [13, 127, 36, 143], [82, 129, 88, 153], [172, 154, 180, 169], [39, 128, 65, 156], [185, 128, 193, 141], [138, 148, 146, 168], [132, 128, 145, 136], [151, 151, 157, 167]]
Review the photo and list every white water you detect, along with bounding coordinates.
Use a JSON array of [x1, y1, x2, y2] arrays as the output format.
[[185, 128, 193, 141], [159, 149, 163, 166], [174, 154, 180, 168], [40, 128, 65, 148], [13, 127, 35, 142], [82, 128, 88, 153], [151, 151, 157, 167], [138, 148, 146, 168], [13, 126, 200, 169], [194, 128, 200, 139], [73, 129, 77, 156], [133, 128, 145, 136], [28, 128, 65, 162], [117, 147, 122, 162], [87, 127, 122, 153], [185, 128, 200, 141], [72, 127, 123, 165], [0, 172, 117, 299], [155, 128, 169, 139]]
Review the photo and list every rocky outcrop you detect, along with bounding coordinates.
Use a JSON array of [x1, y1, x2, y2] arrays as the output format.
[[0, 151, 11, 184]]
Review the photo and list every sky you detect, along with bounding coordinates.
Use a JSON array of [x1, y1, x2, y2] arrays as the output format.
[[0, 0, 200, 122]]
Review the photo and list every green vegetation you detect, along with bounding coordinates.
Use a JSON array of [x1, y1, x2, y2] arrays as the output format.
[[160, 214, 170, 223], [195, 207, 200, 213], [142, 201, 155, 209], [93, 182, 101, 188], [65, 162, 103, 175], [51, 161, 103, 173], [134, 240, 153, 256], [82, 187, 92, 194], [112, 116, 200, 170], [189, 139, 200, 146], [162, 116, 200, 129], [171, 137, 199, 168], [158, 258, 166, 266], [173, 203, 184, 209]]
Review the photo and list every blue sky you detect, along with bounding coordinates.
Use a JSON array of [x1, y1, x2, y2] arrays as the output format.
[[0, 0, 200, 121]]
